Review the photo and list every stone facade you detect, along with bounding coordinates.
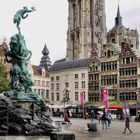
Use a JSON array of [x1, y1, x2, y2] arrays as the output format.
[[119, 42, 140, 101], [66, 0, 106, 61], [30, 64, 50, 102], [29, 45, 51, 102], [88, 42, 140, 103], [88, 43, 120, 102], [49, 59, 88, 104]]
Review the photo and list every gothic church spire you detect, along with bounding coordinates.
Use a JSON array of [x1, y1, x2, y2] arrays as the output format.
[[111, 4, 126, 31]]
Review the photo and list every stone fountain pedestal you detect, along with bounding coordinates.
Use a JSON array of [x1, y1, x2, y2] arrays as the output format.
[[0, 97, 59, 136], [50, 131, 75, 140]]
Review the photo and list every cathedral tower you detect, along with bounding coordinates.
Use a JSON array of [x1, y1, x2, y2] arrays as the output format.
[[66, 0, 107, 61], [107, 5, 139, 49]]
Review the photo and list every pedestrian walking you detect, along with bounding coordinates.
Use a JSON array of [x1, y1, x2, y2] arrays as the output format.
[[91, 110, 95, 122], [64, 113, 72, 124], [101, 112, 108, 131], [107, 112, 112, 127], [123, 117, 132, 133]]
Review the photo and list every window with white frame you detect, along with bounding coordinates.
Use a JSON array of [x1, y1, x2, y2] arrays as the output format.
[[75, 82, 78, 89], [38, 89, 40, 95], [56, 83, 59, 90], [56, 76, 60, 81], [51, 77, 54, 81], [46, 81, 49, 87], [81, 73, 85, 79], [56, 93, 60, 101], [42, 81, 45, 86], [81, 81, 85, 89], [51, 93, 54, 101], [38, 80, 40, 86], [46, 90, 49, 99], [75, 74, 78, 79], [75, 92, 79, 101], [51, 84, 54, 90]]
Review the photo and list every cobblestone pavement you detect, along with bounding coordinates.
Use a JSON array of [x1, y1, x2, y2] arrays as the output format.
[[53, 117, 140, 140]]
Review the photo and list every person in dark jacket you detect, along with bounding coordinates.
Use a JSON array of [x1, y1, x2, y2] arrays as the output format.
[[101, 112, 108, 131], [123, 117, 132, 133], [91, 110, 95, 122]]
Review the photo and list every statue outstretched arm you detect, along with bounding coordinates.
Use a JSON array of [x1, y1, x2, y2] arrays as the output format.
[[22, 7, 36, 19]]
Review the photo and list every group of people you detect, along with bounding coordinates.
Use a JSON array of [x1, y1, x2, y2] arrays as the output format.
[[63, 109, 132, 134], [92, 109, 132, 133], [98, 111, 112, 130]]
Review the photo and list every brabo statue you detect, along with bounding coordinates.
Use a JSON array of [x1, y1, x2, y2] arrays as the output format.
[[3, 7, 41, 101], [13, 6, 36, 33]]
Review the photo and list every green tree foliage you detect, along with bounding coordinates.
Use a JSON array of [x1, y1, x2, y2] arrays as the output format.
[[0, 62, 9, 93]]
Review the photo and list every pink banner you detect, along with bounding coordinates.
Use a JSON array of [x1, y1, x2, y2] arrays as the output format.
[[102, 87, 108, 108], [80, 92, 84, 108]]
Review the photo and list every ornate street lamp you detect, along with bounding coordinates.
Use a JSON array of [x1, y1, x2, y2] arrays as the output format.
[[63, 88, 70, 117]]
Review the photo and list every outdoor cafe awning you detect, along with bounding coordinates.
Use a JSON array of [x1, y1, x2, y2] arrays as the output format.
[[98, 105, 122, 109]]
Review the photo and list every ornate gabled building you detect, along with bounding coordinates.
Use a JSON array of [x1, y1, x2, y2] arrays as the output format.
[[88, 47, 100, 102], [107, 5, 139, 49], [88, 42, 121, 102], [30, 64, 50, 102], [88, 41, 140, 104], [66, 0, 106, 61], [30, 45, 51, 102], [119, 42, 140, 101], [100, 43, 121, 102]]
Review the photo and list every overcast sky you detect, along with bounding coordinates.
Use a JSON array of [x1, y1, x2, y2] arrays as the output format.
[[0, 0, 140, 65]]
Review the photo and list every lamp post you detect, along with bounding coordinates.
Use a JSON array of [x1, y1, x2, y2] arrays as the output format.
[[63, 88, 70, 118]]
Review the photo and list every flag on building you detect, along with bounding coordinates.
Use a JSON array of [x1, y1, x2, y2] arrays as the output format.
[[80, 92, 84, 108], [102, 87, 108, 108], [122, 102, 130, 118]]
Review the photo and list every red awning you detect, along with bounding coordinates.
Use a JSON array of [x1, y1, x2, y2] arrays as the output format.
[[108, 105, 122, 109], [98, 105, 122, 109]]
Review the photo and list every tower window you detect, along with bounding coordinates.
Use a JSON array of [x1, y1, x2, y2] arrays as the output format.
[[107, 50, 111, 57], [126, 57, 130, 64], [112, 39, 115, 43]]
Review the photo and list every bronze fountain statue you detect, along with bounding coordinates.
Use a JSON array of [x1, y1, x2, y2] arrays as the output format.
[[0, 7, 58, 136], [3, 6, 40, 101]]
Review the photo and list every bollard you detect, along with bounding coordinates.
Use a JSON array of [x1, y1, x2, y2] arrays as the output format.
[[87, 122, 97, 131]]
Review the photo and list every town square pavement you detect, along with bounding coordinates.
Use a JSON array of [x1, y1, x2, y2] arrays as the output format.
[[53, 117, 140, 140]]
